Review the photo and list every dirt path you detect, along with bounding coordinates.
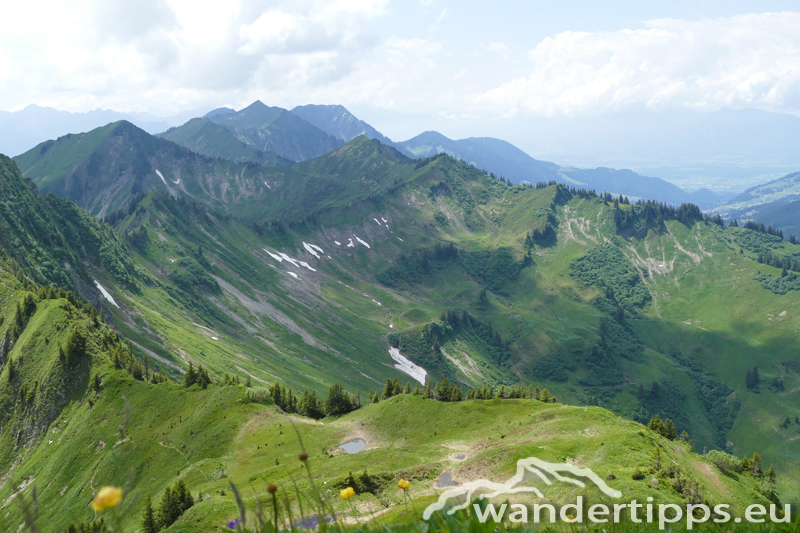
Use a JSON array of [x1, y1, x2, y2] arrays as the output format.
[[561, 208, 587, 245], [690, 459, 730, 498], [668, 228, 702, 264], [695, 234, 714, 257]]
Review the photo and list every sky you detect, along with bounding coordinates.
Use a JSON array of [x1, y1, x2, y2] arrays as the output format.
[[2, 0, 800, 142]]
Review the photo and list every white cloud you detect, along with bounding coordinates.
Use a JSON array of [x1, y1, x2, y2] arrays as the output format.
[[4, 4, 797, 126], [428, 8, 447, 33], [486, 42, 509, 54], [474, 13, 800, 116], [0, 0, 389, 114]]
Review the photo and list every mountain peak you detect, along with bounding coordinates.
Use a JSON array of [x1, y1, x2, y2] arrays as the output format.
[[290, 104, 394, 145], [203, 107, 235, 119], [323, 134, 410, 165], [243, 100, 270, 111]]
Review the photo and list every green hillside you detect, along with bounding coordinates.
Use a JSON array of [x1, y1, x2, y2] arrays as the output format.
[[80, 148, 800, 499], [203, 101, 343, 163], [0, 273, 779, 531], [1, 134, 800, 530], [159, 118, 293, 166], [14, 121, 298, 220], [11, 136, 800, 498]]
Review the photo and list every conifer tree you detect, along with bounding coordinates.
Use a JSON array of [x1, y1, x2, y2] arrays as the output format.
[[184, 362, 198, 387], [158, 486, 179, 528], [451, 385, 463, 401], [392, 377, 403, 396], [539, 388, 550, 403], [196, 365, 211, 389], [325, 383, 353, 416], [141, 493, 157, 533], [381, 378, 394, 400]]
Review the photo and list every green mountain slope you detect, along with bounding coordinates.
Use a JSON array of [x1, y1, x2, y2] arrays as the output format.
[[4, 136, 800, 507], [14, 126, 412, 224], [204, 101, 343, 162], [0, 274, 777, 531], [14, 121, 295, 219], [158, 118, 293, 166], [95, 151, 800, 498], [0, 154, 136, 293]]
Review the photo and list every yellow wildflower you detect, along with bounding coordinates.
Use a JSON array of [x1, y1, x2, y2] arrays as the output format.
[[340, 487, 355, 499], [91, 486, 122, 511], [398, 479, 410, 491]]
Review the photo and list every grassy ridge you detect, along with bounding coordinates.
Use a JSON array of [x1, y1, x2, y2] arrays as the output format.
[[94, 152, 800, 500], [6, 134, 800, 509]]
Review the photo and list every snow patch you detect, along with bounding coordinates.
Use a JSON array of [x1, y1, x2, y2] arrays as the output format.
[[354, 236, 371, 248], [155, 169, 167, 185], [347, 238, 355, 248], [94, 280, 119, 308], [373, 218, 382, 225], [263, 181, 271, 188], [263, 249, 316, 271], [381, 217, 388, 223], [388, 347, 427, 384], [211, 336, 219, 340], [302, 242, 324, 258], [335, 241, 341, 246], [287, 272, 299, 279]]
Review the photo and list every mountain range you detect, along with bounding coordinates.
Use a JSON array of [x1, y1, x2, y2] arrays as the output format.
[[15, 101, 725, 220], [0, 102, 798, 530]]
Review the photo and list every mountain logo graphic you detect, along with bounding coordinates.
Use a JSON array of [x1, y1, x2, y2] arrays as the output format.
[[422, 457, 623, 520]]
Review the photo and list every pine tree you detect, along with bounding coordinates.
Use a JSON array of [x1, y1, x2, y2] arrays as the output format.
[[381, 378, 394, 400], [196, 365, 211, 389], [175, 479, 194, 511], [158, 486, 179, 528], [752, 452, 762, 476], [647, 414, 665, 435], [325, 383, 353, 416], [66, 328, 87, 364], [539, 389, 550, 403], [141, 493, 157, 533], [766, 464, 776, 483], [662, 418, 677, 441], [451, 385, 463, 401], [745, 367, 760, 390], [391, 377, 403, 396], [184, 362, 198, 387]]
